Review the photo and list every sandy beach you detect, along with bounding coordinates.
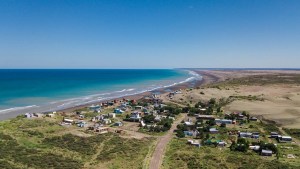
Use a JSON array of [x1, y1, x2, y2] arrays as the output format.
[[2, 69, 300, 128], [0, 70, 210, 121]]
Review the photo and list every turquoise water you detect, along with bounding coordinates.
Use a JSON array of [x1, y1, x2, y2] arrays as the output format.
[[0, 69, 200, 114]]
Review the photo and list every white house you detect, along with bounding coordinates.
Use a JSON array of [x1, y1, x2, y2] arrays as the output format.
[[130, 112, 141, 121], [108, 113, 116, 118], [63, 118, 73, 125], [114, 122, 123, 127], [261, 149, 272, 156], [102, 119, 112, 125]]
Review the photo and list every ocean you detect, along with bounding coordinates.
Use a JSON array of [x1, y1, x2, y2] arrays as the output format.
[[0, 69, 201, 116]]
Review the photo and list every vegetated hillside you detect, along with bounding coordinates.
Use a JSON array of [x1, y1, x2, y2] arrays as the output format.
[[0, 116, 154, 169]]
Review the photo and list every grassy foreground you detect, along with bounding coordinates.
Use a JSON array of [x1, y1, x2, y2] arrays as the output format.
[[162, 138, 300, 169], [0, 116, 155, 169], [163, 139, 300, 169]]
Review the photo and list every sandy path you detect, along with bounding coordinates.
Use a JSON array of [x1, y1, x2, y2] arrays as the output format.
[[149, 114, 186, 169]]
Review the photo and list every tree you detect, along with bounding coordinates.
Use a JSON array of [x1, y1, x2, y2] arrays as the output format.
[[217, 107, 222, 113], [182, 107, 190, 113], [208, 98, 216, 105], [220, 123, 226, 128], [205, 133, 210, 139], [197, 131, 205, 139], [260, 142, 278, 154], [230, 138, 249, 152], [143, 115, 155, 123], [177, 124, 188, 131], [230, 141, 237, 151], [176, 130, 185, 138], [206, 119, 216, 126]]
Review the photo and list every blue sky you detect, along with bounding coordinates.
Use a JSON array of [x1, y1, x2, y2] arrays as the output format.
[[0, 0, 299, 68]]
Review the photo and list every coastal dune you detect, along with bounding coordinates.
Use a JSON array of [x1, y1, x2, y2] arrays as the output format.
[[162, 69, 300, 128]]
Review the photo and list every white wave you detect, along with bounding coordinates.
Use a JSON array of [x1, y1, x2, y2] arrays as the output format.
[[1, 70, 202, 115], [116, 88, 135, 93], [0, 105, 39, 114]]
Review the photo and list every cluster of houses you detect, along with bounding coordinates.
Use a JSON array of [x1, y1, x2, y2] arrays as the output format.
[[24, 112, 43, 118], [270, 132, 293, 143], [238, 131, 260, 139], [180, 108, 294, 157], [48, 95, 167, 134]]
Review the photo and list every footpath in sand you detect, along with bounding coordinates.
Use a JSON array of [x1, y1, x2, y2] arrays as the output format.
[[149, 114, 187, 169]]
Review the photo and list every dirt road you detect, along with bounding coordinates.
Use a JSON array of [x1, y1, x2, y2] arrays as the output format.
[[149, 114, 186, 169]]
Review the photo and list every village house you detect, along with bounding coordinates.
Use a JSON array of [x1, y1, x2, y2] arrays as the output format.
[[114, 108, 124, 114], [239, 132, 253, 138], [46, 112, 56, 118], [184, 131, 194, 136], [261, 149, 273, 156], [108, 113, 116, 118], [215, 119, 233, 124], [114, 121, 123, 127], [95, 127, 109, 134], [33, 113, 43, 118], [140, 120, 146, 127], [134, 106, 143, 110], [218, 141, 227, 147], [77, 121, 87, 128], [209, 128, 219, 134], [79, 114, 85, 119], [130, 112, 142, 121], [270, 132, 279, 138], [278, 136, 292, 143], [196, 115, 215, 120], [187, 140, 201, 147], [89, 104, 101, 112], [24, 113, 33, 118], [249, 116, 258, 121], [249, 145, 260, 151], [63, 118, 74, 125], [120, 103, 129, 110], [101, 118, 112, 125], [184, 121, 194, 126]]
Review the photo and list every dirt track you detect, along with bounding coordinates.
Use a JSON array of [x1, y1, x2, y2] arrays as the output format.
[[149, 114, 186, 169]]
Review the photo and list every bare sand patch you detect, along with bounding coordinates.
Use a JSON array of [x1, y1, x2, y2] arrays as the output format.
[[163, 75, 300, 128]]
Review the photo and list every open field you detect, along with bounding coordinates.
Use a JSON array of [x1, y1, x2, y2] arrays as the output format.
[[162, 70, 300, 128], [0, 114, 156, 169], [162, 138, 300, 169]]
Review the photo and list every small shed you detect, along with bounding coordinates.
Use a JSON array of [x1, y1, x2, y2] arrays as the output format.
[[24, 113, 32, 118], [250, 117, 258, 121], [108, 113, 116, 118], [63, 118, 74, 124], [102, 119, 112, 125], [114, 122, 123, 127], [95, 127, 109, 134], [184, 131, 193, 136], [77, 121, 87, 128], [209, 128, 219, 134], [218, 141, 227, 147], [114, 109, 124, 114], [278, 136, 292, 142], [47, 113, 55, 118], [261, 149, 272, 156], [135, 106, 143, 110], [33, 113, 43, 118]]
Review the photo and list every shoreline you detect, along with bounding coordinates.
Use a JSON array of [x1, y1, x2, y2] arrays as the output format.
[[2, 69, 299, 121], [57, 70, 217, 114], [0, 70, 221, 121]]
